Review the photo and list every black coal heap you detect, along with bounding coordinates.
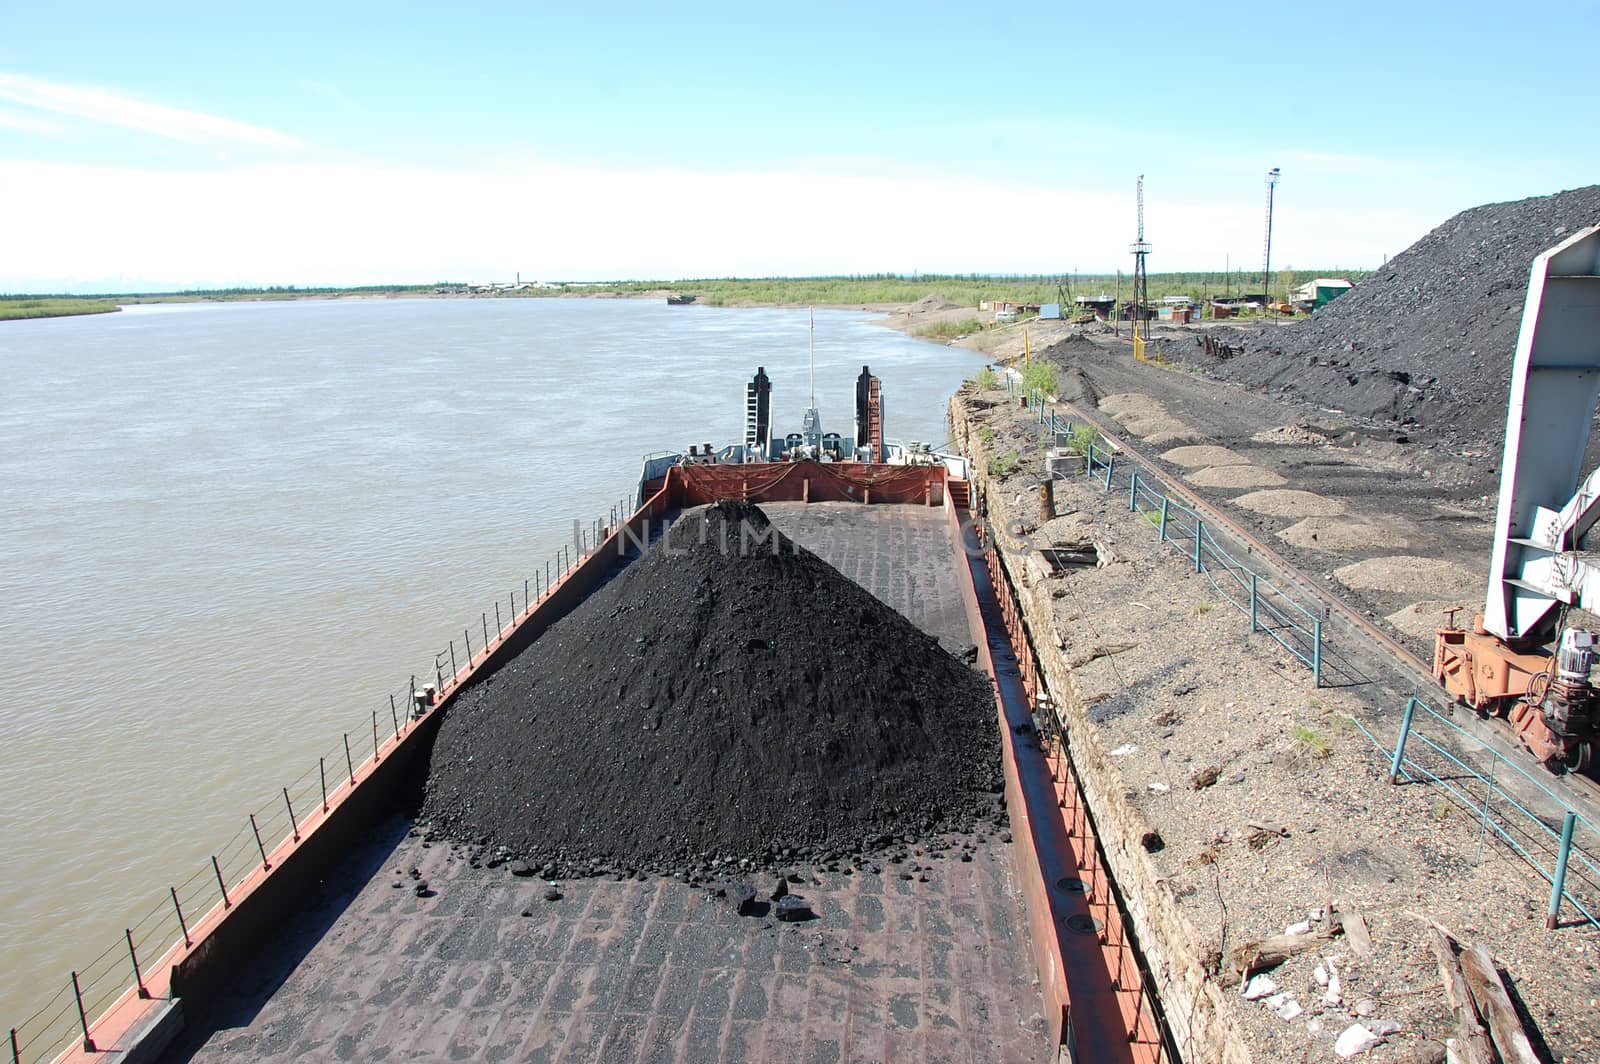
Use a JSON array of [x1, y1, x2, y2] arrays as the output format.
[[418, 500, 1001, 877]]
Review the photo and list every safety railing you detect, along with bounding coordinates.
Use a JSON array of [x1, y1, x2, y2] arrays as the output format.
[[977, 518, 1179, 1062], [7, 496, 640, 1064], [1356, 696, 1600, 931], [1003, 373, 1331, 688], [996, 374, 1599, 937]]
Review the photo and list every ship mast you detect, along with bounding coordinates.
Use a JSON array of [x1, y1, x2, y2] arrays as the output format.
[[809, 306, 815, 407]]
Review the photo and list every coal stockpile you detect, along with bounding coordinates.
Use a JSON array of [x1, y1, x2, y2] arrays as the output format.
[[417, 500, 1002, 878], [1199, 185, 1600, 451]]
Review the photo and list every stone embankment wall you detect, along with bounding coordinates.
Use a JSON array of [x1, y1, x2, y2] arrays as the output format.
[[950, 390, 1253, 1064]]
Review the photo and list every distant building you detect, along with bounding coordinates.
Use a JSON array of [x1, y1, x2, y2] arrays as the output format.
[[1292, 278, 1354, 312]]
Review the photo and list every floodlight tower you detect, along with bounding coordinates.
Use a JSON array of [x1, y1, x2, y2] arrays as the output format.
[[1130, 175, 1152, 343], [1262, 167, 1281, 310]]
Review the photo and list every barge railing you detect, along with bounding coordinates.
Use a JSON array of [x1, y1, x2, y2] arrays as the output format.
[[10, 494, 640, 1064]]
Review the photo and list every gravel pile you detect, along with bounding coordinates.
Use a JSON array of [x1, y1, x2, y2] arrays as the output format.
[[417, 500, 1002, 879], [1197, 185, 1600, 451]]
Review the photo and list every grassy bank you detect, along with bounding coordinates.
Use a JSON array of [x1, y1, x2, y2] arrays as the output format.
[[575, 270, 1372, 308], [2, 269, 1373, 316], [0, 298, 121, 321]]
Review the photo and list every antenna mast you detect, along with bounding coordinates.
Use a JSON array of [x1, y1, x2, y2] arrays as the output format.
[[1263, 167, 1281, 313], [1129, 175, 1152, 349], [808, 306, 815, 407]]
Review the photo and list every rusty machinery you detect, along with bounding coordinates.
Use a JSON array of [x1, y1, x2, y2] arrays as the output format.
[[1435, 226, 1600, 775]]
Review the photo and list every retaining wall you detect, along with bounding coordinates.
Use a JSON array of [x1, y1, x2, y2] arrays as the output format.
[[950, 391, 1253, 1064]]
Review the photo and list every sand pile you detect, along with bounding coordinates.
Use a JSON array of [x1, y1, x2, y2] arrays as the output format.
[[1186, 465, 1287, 490], [1277, 516, 1408, 550], [417, 501, 1002, 878], [1233, 490, 1347, 519], [1161, 445, 1249, 468], [1333, 556, 1479, 596]]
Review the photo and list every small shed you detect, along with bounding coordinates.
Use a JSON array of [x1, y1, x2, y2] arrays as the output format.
[[1292, 278, 1354, 311]]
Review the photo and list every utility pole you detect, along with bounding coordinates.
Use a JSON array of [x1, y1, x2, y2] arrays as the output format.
[[1262, 167, 1281, 313]]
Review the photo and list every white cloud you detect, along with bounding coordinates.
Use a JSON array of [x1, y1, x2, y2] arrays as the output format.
[[0, 158, 1432, 290], [0, 73, 299, 147], [0, 106, 66, 135]]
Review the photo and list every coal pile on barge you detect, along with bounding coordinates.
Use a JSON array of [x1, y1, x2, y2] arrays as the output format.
[[417, 501, 1001, 878], [1200, 185, 1600, 450]]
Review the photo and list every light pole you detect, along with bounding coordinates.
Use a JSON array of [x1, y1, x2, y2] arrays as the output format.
[[1262, 167, 1281, 311]]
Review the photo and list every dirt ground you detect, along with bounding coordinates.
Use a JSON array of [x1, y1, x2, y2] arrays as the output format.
[[953, 384, 1600, 1064], [975, 326, 1503, 663]]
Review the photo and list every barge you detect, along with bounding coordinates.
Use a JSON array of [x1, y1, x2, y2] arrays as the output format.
[[19, 368, 1171, 1064]]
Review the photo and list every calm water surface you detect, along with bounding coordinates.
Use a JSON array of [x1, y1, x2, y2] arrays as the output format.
[[0, 297, 981, 1036]]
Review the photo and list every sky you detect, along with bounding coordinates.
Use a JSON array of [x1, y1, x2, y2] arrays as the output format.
[[2, 2, 1597, 293]]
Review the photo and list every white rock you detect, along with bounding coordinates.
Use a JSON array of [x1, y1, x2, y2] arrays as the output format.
[[1324, 960, 1342, 1005], [1241, 974, 1279, 1000], [1367, 1018, 1402, 1037], [1265, 992, 1303, 1020], [1147, 781, 1170, 793], [1110, 743, 1137, 756], [1313, 964, 1329, 986], [1310, 907, 1326, 922], [1334, 1024, 1381, 1057], [1284, 919, 1312, 936], [1354, 998, 1376, 1017]]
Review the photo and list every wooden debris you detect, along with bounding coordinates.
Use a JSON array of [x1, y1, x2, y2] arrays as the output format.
[[1245, 821, 1288, 850], [1230, 925, 1339, 977], [1342, 909, 1373, 959], [1460, 944, 1539, 1064], [1068, 642, 1137, 669], [1425, 926, 1493, 1064]]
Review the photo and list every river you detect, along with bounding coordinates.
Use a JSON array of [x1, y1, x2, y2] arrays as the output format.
[[0, 296, 983, 1046]]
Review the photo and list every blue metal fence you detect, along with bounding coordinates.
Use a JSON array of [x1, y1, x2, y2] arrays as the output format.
[[1001, 371, 1598, 932], [1002, 374, 1329, 686], [1359, 696, 1599, 930]]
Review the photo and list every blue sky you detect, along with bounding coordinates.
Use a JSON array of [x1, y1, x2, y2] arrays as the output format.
[[3, 2, 1596, 291]]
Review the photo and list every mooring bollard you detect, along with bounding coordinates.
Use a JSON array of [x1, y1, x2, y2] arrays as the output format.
[[1548, 811, 1578, 928]]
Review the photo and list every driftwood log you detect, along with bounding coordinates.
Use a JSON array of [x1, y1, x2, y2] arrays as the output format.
[[1425, 927, 1493, 1064], [1230, 926, 1338, 977], [1460, 944, 1539, 1064]]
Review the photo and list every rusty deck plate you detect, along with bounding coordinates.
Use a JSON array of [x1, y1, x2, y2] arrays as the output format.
[[166, 503, 1048, 1061]]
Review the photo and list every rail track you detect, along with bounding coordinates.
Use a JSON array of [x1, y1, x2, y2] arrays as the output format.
[[1052, 394, 1600, 814]]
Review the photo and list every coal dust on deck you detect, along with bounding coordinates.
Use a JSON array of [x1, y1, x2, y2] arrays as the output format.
[[166, 503, 1047, 1063]]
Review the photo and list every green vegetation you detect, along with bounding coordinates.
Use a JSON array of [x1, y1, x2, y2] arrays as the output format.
[[1290, 724, 1332, 760], [917, 317, 986, 341], [970, 366, 999, 390], [1192, 601, 1213, 616], [978, 425, 995, 444], [0, 298, 120, 321], [0, 267, 1373, 316], [1064, 424, 1098, 457], [989, 450, 1021, 478], [1021, 361, 1058, 397]]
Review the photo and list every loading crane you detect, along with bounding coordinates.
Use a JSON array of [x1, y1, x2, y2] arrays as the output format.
[[1435, 226, 1600, 774]]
